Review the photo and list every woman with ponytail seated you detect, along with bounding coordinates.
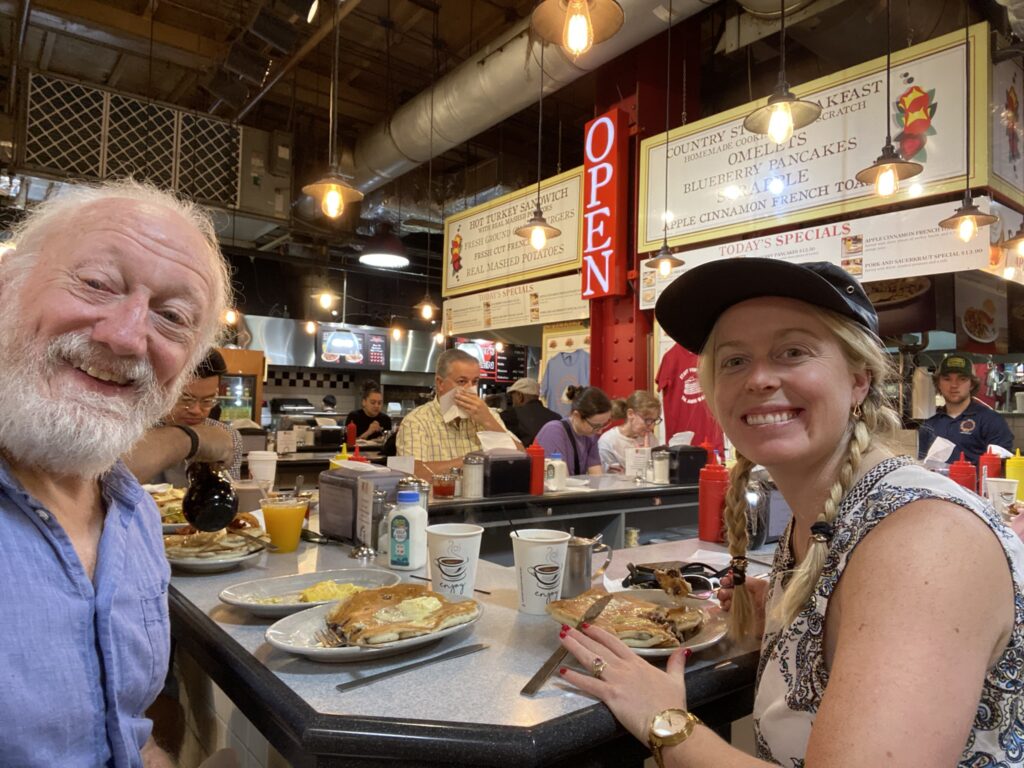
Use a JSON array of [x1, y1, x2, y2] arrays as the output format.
[[556, 259, 1024, 767]]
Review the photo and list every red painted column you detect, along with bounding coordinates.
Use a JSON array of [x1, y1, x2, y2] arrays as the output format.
[[587, 20, 700, 400]]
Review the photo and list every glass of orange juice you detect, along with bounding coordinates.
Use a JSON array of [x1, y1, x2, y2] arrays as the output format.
[[259, 496, 309, 553]]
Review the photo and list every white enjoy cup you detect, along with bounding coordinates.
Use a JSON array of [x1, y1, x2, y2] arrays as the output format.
[[426, 523, 484, 600], [510, 528, 571, 614], [986, 478, 1019, 518], [247, 450, 278, 484]]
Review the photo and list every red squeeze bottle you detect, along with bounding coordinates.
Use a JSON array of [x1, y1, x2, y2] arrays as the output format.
[[979, 449, 1002, 495], [948, 456, 977, 494], [698, 451, 729, 543], [346, 421, 357, 449], [350, 444, 368, 463], [527, 443, 546, 495]]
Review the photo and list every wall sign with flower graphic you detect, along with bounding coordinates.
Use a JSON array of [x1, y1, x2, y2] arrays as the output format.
[[638, 23, 991, 252], [991, 56, 1024, 200]]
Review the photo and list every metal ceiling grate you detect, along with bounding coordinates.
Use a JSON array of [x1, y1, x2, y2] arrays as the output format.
[[24, 73, 239, 207]]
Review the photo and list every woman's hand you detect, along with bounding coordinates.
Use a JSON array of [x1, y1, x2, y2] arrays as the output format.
[[558, 622, 690, 743], [717, 572, 769, 639]]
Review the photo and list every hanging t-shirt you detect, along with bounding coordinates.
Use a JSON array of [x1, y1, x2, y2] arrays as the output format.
[[655, 344, 724, 452], [541, 349, 591, 417]]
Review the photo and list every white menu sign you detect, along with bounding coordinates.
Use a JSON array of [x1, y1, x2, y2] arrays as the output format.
[[443, 274, 588, 335], [992, 57, 1024, 197], [638, 197, 991, 309], [443, 168, 583, 297], [638, 24, 985, 251]]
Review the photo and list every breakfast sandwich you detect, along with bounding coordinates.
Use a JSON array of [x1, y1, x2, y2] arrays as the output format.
[[546, 588, 705, 648], [325, 583, 480, 646]]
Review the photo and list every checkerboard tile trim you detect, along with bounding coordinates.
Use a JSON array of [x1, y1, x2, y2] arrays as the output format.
[[266, 367, 353, 389]]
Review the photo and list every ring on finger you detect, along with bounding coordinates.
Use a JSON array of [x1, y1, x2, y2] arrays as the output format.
[[591, 656, 607, 679]]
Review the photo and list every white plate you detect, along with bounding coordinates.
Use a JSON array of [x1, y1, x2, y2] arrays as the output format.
[[163, 522, 190, 535], [963, 307, 999, 343], [265, 602, 482, 663], [167, 549, 264, 573], [219, 568, 402, 618]]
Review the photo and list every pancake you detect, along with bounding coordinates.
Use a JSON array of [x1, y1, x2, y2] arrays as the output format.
[[326, 583, 480, 646], [546, 588, 705, 648]]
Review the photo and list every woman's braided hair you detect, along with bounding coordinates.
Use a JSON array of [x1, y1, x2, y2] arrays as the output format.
[[697, 304, 900, 637]]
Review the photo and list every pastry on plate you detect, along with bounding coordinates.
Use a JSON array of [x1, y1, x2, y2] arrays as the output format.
[[546, 588, 705, 648]]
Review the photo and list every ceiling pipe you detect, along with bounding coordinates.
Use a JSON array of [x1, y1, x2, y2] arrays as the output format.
[[351, 0, 717, 194], [8, 0, 31, 114], [233, 0, 363, 123]]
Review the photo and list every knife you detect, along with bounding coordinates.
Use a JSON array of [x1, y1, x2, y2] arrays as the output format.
[[520, 593, 615, 696], [335, 643, 488, 693]]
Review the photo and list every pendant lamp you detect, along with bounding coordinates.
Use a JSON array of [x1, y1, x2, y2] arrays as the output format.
[[1004, 224, 1024, 257], [938, 8, 996, 242], [855, 0, 922, 196], [743, 0, 821, 144], [649, 0, 684, 278], [531, 0, 624, 60], [302, 0, 363, 219], [515, 39, 561, 250], [413, 8, 441, 320]]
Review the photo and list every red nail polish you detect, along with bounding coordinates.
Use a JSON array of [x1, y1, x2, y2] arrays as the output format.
[[558, 667, 567, 675], [684, 648, 692, 659], [559, 630, 567, 638], [581, 622, 590, 629], [561, 624, 569, 632]]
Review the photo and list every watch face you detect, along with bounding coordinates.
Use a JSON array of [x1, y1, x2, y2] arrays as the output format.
[[653, 709, 688, 738]]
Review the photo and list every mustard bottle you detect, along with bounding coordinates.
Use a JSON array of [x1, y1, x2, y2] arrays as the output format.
[[1004, 449, 1024, 501]]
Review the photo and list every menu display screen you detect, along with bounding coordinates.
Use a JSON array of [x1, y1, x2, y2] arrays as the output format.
[[452, 338, 527, 383], [317, 326, 388, 370]]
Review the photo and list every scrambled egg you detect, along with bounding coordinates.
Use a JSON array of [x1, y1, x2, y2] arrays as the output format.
[[373, 596, 443, 624], [298, 581, 364, 603]]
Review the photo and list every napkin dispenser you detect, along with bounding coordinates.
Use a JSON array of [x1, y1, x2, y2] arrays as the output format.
[[472, 450, 531, 497], [318, 464, 408, 541], [667, 445, 708, 484]]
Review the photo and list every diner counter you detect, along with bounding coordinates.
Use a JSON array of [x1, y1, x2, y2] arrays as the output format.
[[170, 533, 768, 768]]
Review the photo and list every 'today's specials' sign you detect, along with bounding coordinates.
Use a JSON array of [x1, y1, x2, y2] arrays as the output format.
[[442, 274, 588, 335], [638, 23, 988, 252], [443, 168, 583, 297]]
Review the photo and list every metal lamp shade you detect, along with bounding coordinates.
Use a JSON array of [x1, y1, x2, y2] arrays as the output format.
[[854, 143, 923, 186], [302, 171, 364, 216], [360, 225, 409, 269], [514, 208, 561, 242], [650, 242, 684, 272], [531, 0, 624, 48], [743, 86, 821, 136], [938, 197, 998, 231]]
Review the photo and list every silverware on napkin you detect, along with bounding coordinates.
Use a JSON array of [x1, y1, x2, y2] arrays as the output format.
[[335, 643, 488, 693], [520, 593, 614, 696]]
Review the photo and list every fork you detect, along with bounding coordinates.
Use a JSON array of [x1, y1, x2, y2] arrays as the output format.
[[314, 627, 345, 648]]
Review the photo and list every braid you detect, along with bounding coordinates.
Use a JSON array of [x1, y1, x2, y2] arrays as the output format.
[[724, 452, 756, 640], [773, 415, 873, 626]]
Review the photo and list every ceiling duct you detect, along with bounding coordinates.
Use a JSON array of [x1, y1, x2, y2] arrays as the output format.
[[251, 10, 300, 53], [351, 0, 717, 194], [995, 0, 1024, 35], [735, 0, 817, 18]]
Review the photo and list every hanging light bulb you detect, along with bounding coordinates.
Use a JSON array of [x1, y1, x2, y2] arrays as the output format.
[[515, 41, 561, 250], [414, 294, 439, 321], [434, 332, 445, 345], [957, 216, 978, 243], [650, 241, 684, 277], [224, 308, 238, 325], [391, 325, 403, 341], [875, 165, 898, 197], [421, 303, 434, 320], [318, 292, 335, 309], [304, 320, 316, 335], [306, 0, 319, 24], [563, 0, 594, 58], [530, 224, 547, 251], [766, 102, 794, 144], [322, 185, 343, 218]]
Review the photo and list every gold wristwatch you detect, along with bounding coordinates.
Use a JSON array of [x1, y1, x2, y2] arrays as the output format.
[[647, 708, 701, 768]]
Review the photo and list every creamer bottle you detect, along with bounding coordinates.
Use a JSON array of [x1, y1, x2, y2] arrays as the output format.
[[545, 452, 568, 492], [387, 490, 427, 570]]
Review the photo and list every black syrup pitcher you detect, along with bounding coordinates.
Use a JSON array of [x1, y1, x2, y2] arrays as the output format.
[[182, 463, 238, 532]]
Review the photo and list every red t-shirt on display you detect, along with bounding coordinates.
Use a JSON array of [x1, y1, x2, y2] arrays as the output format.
[[656, 344, 725, 453]]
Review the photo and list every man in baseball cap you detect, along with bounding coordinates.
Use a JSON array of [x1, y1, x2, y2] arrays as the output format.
[[919, 353, 1013, 464], [501, 378, 559, 446]]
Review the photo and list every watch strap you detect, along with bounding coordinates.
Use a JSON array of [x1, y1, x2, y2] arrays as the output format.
[[648, 708, 701, 768], [172, 424, 200, 462]]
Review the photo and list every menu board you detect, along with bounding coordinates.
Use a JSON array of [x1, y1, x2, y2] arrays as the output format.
[[496, 346, 528, 383], [316, 326, 388, 370], [452, 338, 528, 383]]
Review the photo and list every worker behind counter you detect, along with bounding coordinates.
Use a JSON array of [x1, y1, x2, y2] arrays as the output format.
[[500, 377, 560, 447], [918, 353, 1014, 464]]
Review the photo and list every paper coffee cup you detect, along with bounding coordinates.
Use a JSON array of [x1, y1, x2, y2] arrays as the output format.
[[986, 477, 1019, 518], [247, 450, 278, 484], [511, 528, 571, 614], [426, 523, 483, 599]]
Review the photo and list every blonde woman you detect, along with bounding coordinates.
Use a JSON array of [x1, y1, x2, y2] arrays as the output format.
[[598, 390, 662, 473], [557, 259, 1024, 766]]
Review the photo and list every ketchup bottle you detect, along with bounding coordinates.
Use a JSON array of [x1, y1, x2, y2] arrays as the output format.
[[978, 448, 1002, 496], [948, 456, 977, 494], [527, 443, 546, 495], [346, 421, 358, 449], [350, 444, 368, 463], [698, 451, 729, 543]]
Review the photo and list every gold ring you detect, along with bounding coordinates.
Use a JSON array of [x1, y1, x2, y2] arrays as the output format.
[[591, 656, 607, 678]]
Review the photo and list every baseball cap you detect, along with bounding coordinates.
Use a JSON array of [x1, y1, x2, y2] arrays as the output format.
[[936, 354, 974, 377], [654, 258, 880, 354], [507, 378, 540, 396]]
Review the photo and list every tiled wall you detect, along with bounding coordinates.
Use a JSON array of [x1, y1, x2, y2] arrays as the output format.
[[264, 366, 358, 414]]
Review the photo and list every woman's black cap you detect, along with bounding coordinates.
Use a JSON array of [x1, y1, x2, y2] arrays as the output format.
[[654, 258, 880, 354]]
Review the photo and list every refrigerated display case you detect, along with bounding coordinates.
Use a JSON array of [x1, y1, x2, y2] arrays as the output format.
[[218, 348, 265, 423]]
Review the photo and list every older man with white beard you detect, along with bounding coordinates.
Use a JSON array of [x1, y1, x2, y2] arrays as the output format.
[[0, 180, 232, 768]]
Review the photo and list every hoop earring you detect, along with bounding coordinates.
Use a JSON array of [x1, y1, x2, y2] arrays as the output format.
[[851, 402, 863, 419]]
